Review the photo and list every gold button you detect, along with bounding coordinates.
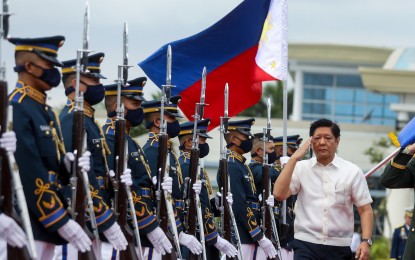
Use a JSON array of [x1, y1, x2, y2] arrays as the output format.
[[45, 131, 50, 135], [96, 144, 99, 148], [135, 158, 139, 161], [45, 106, 48, 111]]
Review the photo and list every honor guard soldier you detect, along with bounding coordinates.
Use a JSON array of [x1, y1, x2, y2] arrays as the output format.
[[142, 96, 203, 255], [59, 52, 128, 257], [273, 134, 303, 260], [220, 118, 277, 259], [103, 77, 173, 258], [250, 133, 280, 199], [178, 119, 237, 259], [8, 36, 93, 259], [390, 208, 413, 260]]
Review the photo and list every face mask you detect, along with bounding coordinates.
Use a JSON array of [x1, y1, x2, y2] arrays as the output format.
[[125, 107, 144, 127], [199, 143, 210, 158], [236, 137, 253, 154], [83, 83, 104, 106], [15, 63, 62, 87], [267, 151, 278, 163], [167, 120, 181, 138]]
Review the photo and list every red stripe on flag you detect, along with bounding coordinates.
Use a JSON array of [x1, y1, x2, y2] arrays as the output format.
[[179, 45, 277, 131]]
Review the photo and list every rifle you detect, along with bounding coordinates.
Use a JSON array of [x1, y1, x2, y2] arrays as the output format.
[[261, 98, 281, 260], [70, 3, 99, 259], [186, 67, 208, 260], [156, 45, 182, 260], [0, 1, 36, 258], [112, 21, 143, 259], [219, 84, 243, 260]]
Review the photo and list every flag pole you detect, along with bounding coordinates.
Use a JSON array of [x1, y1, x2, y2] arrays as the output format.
[[282, 79, 288, 225]]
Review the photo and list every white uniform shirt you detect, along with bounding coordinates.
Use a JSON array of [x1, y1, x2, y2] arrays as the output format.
[[289, 154, 373, 246]]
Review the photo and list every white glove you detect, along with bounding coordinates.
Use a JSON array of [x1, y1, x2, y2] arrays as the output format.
[[120, 168, 132, 187], [280, 156, 290, 167], [0, 213, 27, 248], [161, 177, 173, 194], [0, 131, 17, 153], [226, 192, 233, 207], [146, 227, 173, 255], [258, 194, 262, 202], [103, 222, 128, 251], [152, 176, 157, 186], [57, 219, 92, 253], [78, 151, 91, 172], [64, 151, 91, 173], [266, 195, 275, 207], [214, 236, 237, 258], [192, 180, 202, 195], [258, 236, 277, 258], [109, 170, 115, 178], [179, 231, 202, 255]]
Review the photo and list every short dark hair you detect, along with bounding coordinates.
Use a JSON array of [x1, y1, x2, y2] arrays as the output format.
[[309, 118, 340, 138]]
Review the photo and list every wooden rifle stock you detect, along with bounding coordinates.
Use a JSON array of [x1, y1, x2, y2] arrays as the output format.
[[219, 158, 234, 260], [187, 148, 200, 260], [156, 134, 176, 260], [114, 119, 138, 260], [72, 109, 96, 260], [0, 81, 31, 259]]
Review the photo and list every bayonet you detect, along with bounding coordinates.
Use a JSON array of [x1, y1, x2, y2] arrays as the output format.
[[81, 2, 89, 71]]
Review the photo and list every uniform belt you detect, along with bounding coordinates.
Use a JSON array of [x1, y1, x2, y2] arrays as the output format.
[[250, 202, 260, 211], [175, 200, 184, 209], [137, 187, 152, 196]]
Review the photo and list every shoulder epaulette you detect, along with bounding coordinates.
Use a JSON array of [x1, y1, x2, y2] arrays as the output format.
[[104, 118, 115, 135]]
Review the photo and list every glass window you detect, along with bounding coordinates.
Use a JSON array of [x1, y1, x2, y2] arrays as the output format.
[[385, 94, 399, 103], [335, 104, 354, 116], [367, 93, 383, 103], [354, 105, 366, 117], [335, 88, 354, 102], [304, 73, 334, 86], [355, 89, 367, 102], [304, 88, 327, 100], [303, 102, 331, 115], [336, 75, 363, 88]]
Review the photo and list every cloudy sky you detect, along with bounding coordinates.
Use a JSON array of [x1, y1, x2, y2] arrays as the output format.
[[2, 0, 415, 106]]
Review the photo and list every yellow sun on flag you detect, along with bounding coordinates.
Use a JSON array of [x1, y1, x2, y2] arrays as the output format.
[[259, 13, 273, 49], [271, 60, 278, 70]]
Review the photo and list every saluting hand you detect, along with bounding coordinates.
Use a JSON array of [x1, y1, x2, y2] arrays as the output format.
[[290, 137, 312, 162]]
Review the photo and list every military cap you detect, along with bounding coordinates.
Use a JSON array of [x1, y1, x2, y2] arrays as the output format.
[[61, 52, 106, 79], [179, 119, 212, 139], [8, 36, 65, 66], [105, 77, 147, 101], [228, 118, 255, 137], [273, 134, 303, 149], [405, 208, 413, 218], [142, 95, 182, 118]]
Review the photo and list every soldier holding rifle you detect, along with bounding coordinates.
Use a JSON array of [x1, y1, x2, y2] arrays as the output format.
[[103, 77, 173, 259], [221, 118, 277, 259], [59, 52, 128, 258], [7, 36, 92, 259], [178, 119, 238, 259], [142, 96, 203, 256]]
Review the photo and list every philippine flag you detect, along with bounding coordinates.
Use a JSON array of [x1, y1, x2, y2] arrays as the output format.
[[139, 0, 288, 130]]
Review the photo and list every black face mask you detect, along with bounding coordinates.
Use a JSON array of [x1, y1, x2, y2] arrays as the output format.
[[15, 63, 61, 87], [125, 107, 144, 127], [267, 151, 278, 163], [65, 82, 104, 106], [235, 137, 253, 154], [83, 83, 104, 106], [167, 120, 181, 138], [199, 143, 210, 158]]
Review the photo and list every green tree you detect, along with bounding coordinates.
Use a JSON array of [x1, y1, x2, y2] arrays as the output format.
[[238, 81, 293, 117]]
